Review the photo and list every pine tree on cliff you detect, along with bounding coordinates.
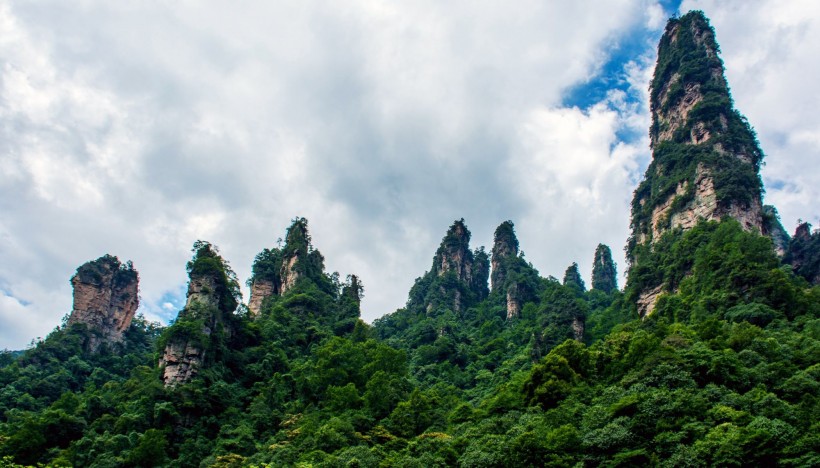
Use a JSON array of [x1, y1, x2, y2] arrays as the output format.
[[591, 244, 617, 293]]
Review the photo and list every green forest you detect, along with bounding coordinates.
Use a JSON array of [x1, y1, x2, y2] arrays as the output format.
[[1, 215, 818, 467], [1, 10, 819, 467]]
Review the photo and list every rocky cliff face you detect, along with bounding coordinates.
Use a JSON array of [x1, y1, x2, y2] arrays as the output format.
[[491, 221, 519, 292], [247, 218, 328, 316], [160, 242, 238, 387], [248, 278, 276, 316], [490, 221, 540, 319], [408, 220, 489, 315], [67, 255, 139, 352], [628, 11, 770, 316]]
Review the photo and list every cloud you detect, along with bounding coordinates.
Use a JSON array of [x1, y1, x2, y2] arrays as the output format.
[[5, 0, 814, 349]]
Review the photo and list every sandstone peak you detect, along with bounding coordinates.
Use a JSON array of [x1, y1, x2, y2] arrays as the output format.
[[160, 241, 239, 386], [591, 244, 617, 294], [630, 10, 765, 258], [628, 11, 770, 316], [248, 217, 329, 316], [562, 262, 585, 293], [67, 255, 139, 352], [491, 220, 519, 292], [407, 219, 489, 315]]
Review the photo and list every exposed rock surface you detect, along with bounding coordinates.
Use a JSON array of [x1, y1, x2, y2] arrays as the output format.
[[506, 286, 520, 320], [628, 12, 769, 316], [160, 242, 237, 387], [279, 253, 301, 295], [67, 255, 139, 352], [491, 221, 519, 292], [562, 263, 585, 293], [490, 221, 540, 320], [785, 222, 820, 285], [248, 278, 276, 317], [637, 284, 666, 317], [246, 218, 327, 316], [571, 316, 585, 342], [185, 276, 220, 309], [159, 341, 205, 387], [410, 220, 489, 314], [761, 205, 790, 258], [434, 220, 474, 285]]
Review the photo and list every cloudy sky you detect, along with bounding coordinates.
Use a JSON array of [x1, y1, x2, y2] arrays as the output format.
[[1, 0, 818, 349]]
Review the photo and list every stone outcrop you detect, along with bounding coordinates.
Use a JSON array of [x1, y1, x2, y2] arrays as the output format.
[[562, 263, 585, 293], [785, 222, 820, 285], [491, 221, 519, 292], [434, 220, 474, 285], [246, 218, 328, 316], [591, 244, 617, 293], [490, 221, 540, 320], [506, 284, 520, 320], [160, 241, 237, 387], [762, 205, 789, 258], [280, 253, 301, 295], [571, 316, 584, 342], [408, 219, 489, 315], [637, 284, 665, 317], [159, 341, 205, 387], [248, 278, 276, 316], [628, 11, 770, 316], [67, 255, 139, 352]]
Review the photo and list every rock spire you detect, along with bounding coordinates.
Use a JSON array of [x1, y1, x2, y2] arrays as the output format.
[[159, 241, 240, 387], [408, 219, 489, 315], [67, 255, 139, 352], [591, 244, 617, 293], [627, 11, 775, 316]]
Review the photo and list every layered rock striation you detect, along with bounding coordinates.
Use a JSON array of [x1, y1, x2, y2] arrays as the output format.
[[67, 255, 139, 352], [627, 11, 777, 316], [490, 221, 539, 319], [408, 219, 489, 315], [247, 218, 332, 316], [159, 241, 239, 387]]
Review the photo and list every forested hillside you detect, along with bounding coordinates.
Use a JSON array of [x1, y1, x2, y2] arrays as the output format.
[[1, 11, 818, 467]]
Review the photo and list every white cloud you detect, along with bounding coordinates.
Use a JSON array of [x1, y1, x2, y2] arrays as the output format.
[[7, 0, 815, 349]]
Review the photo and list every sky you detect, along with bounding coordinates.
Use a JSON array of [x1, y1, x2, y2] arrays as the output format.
[[1, 0, 818, 349]]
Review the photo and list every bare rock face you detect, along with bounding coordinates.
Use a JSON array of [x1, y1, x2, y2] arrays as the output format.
[[408, 219, 489, 315], [248, 278, 276, 317], [67, 255, 139, 352], [279, 253, 301, 295], [160, 340, 206, 386], [637, 284, 666, 317], [628, 12, 768, 317], [648, 165, 763, 242], [434, 221, 474, 285], [185, 276, 220, 309], [506, 286, 520, 320], [160, 241, 237, 387], [491, 221, 519, 292]]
